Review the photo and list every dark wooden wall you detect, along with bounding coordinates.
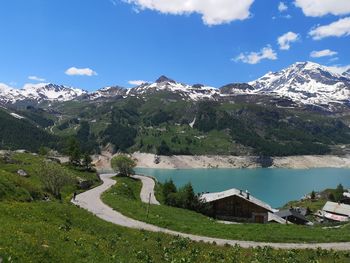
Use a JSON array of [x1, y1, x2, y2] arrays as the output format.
[[210, 195, 269, 219]]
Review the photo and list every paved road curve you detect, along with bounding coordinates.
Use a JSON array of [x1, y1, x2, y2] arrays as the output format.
[[72, 174, 350, 251], [131, 175, 160, 205]]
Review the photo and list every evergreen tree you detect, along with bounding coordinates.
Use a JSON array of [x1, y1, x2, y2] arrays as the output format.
[[67, 137, 81, 166], [163, 179, 177, 205], [157, 140, 171, 156], [82, 153, 93, 171], [310, 190, 316, 200]]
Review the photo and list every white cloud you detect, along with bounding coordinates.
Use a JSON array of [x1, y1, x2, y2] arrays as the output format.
[[65, 67, 97, 76], [277, 31, 299, 50], [234, 45, 277, 64], [128, 80, 147, 86], [22, 83, 49, 90], [326, 64, 350, 74], [310, 49, 338, 58], [123, 0, 255, 25], [0, 83, 12, 91], [329, 57, 339, 62], [28, 75, 46, 82], [110, 0, 117, 6], [294, 0, 350, 17], [309, 17, 350, 40], [278, 2, 288, 12]]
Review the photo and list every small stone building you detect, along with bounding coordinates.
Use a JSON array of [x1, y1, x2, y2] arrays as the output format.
[[201, 189, 276, 223]]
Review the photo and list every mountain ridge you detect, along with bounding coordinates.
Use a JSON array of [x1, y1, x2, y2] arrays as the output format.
[[249, 61, 350, 106], [1, 62, 350, 111]]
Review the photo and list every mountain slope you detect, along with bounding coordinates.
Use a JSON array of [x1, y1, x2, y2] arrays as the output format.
[[0, 109, 58, 151], [0, 83, 86, 104], [1, 62, 350, 110], [249, 62, 350, 106], [343, 68, 350, 79], [44, 92, 350, 157], [128, 76, 220, 101]]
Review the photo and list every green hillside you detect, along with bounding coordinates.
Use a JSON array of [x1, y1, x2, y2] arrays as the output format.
[[0, 109, 58, 152], [1, 152, 349, 262], [43, 94, 350, 156], [3, 92, 350, 156]]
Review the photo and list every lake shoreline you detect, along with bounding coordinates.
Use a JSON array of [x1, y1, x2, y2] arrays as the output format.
[[132, 152, 350, 170], [91, 151, 350, 171]]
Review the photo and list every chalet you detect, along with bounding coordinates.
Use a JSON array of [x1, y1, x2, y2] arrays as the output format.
[[275, 208, 311, 225], [340, 192, 350, 205], [320, 201, 350, 222], [201, 189, 277, 223]]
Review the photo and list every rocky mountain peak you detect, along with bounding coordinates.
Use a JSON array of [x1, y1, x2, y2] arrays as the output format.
[[220, 83, 255, 94], [249, 61, 350, 106], [343, 68, 350, 78], [155, 75, 176, 84]]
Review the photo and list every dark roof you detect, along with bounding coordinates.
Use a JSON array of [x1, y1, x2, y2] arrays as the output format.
[[275, 209, 309, 222], [201, 188, 276, 212]]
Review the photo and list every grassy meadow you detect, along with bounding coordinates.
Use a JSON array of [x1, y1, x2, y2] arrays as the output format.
[[102, 177, 350, 243], [1, 153, 350, 262]]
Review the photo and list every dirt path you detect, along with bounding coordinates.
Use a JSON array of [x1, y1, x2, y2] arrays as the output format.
[[131, 175, 160, 205], [72, 174, 350, 251]]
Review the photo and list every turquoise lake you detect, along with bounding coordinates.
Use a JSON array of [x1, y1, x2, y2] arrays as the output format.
[[135, 168, 350, 208]]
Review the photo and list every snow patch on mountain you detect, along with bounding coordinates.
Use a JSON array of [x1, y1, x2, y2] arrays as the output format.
[[88, 86, 127, 100], [249, 61, 350, 105], [1, 62, 350, 108], [10, 113, 25, 119], [129, 77, 220, 101], [343, 68, 350, 79], [0, 83, 87, 104]]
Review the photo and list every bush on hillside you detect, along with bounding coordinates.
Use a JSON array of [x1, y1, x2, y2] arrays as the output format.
[[162, 180, 210, 213], [111, 155, 136, 177], [37, 162, 71, 200]]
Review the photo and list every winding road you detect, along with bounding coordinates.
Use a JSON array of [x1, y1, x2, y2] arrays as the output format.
[[72, 174, 350, 251], [131, 175, 160, 205]]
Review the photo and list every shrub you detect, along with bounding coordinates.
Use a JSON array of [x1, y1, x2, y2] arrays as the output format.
[[37, 162, 70, 199], [111, 155, 136, 177]]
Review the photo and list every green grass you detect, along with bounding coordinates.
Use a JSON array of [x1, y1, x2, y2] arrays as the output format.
[[3, 202, 350, 263], [2, 155, 350, 262], [282, 188, 345, 213], [283, 199, 327, 213], [0, 153, 99, 202], [102, 177, 350, 243], [132, 125, 245, 155]]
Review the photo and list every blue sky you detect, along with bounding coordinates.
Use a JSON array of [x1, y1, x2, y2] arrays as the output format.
[[0, 0, 350, 91]]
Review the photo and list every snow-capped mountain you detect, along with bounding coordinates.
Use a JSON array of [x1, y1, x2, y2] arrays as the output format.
[[2, 62, 350, 109], [128, 75, 220, 101], [0, 83, 86, 104], [249, 62, 350, 106], [343, 68, 350, 79], [87, 76, 256, 102], [88, 86, 127, 100], [219, 83, 256, 95]]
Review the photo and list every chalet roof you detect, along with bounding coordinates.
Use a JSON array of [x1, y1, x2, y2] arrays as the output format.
[[275, 209, 309, 223], [268, 212, 289, 224], [323, 211, 349, 222], [343, 192, 350, 198], [323, 201, 350, 217], [201, 188, 276, 212]]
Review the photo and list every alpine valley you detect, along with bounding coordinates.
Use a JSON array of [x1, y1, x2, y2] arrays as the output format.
[[2, 61, 350, 158]]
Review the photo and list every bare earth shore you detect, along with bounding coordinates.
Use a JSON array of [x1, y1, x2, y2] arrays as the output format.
[[134, 153, 350, 169], [93, 152, 350, 170]]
